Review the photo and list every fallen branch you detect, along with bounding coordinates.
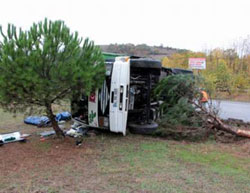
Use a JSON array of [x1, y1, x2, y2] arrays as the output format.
[[193, 100, 250, 139]]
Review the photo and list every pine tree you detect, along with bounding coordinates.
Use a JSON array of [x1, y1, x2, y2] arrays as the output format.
[[154, 74, 201, 126], [0, 18, 105, 137]]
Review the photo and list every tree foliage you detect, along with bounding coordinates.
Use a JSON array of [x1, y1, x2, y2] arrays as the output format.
[[0, 18, 105, 137], [155, 74, 250, 141], [162, 44, 250, 96], [100, 43, 188, 58], [154, 74, 202, 127]]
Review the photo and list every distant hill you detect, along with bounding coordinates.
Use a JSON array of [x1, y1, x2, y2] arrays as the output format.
[[99, 43, 188, 60]]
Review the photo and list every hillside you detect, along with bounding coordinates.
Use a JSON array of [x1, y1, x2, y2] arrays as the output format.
[[99, 43, 188, 60]]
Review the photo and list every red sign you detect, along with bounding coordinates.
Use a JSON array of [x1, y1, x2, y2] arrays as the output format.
[[89, 93, 96, 103], [189, 58, 206, 70]]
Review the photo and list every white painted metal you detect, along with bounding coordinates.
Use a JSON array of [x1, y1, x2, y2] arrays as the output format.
[[0, 132, 23, 143], [88, 90, 99, 127], [109, 57, 130, 135]]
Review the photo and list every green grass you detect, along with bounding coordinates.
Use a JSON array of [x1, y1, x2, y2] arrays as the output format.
[[175, 147, 250, 176], [97, 137, 250, 193]]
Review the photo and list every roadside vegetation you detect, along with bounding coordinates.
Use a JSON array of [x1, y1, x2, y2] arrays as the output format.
[[161, 39, 250, 101], [154, 73, 250, 141]]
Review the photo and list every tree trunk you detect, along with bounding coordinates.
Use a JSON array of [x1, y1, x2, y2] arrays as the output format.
[[192, 101, 250, 139], [46, 103, 65, 138], [208, 117, 250, 138]]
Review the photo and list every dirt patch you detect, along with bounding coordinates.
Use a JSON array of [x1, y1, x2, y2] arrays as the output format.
[[1, 137, 83, 175], [0, 135, 102, 193]]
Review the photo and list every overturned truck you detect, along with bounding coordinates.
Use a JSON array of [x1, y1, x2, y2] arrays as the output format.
[[71, 53, 192, 135]]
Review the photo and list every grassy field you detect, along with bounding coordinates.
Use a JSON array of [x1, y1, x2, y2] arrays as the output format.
[[0, 110, 250, 193]]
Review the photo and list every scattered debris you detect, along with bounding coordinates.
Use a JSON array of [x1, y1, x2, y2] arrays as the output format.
[[0, 132, 28, 146], [24, 112, 71, 127], [21, 134, 31, 138], [24, 116, 50, 127], [37, 120, 89, 144], [65, 121, 91, 146], [40, 137, 47, 142], [40, 130, 56, 137], [58, 121, 66, 130], [55, 112, 71, 122], [66, 122, 89, 138]]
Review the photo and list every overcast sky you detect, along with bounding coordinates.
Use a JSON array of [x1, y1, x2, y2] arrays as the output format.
[[1, 0, 250, 51]]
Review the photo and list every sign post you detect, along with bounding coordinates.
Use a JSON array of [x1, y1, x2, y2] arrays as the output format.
[[188, 58, 206, 75]]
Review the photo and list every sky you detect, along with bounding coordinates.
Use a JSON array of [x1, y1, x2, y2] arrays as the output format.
[[1, 0, 250, 51]]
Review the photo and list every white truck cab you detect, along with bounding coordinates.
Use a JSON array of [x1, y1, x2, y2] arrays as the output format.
[[71, 55, 162, 135]]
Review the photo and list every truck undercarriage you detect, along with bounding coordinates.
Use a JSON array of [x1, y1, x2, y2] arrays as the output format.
[[71, 56, 192, 135]]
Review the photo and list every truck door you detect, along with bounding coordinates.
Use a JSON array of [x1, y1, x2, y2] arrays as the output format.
[[109, 57, 130, 135]]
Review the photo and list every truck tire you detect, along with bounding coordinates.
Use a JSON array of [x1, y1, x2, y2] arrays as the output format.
[[128, 122, 158, 135], [130, 59, 161, 69]]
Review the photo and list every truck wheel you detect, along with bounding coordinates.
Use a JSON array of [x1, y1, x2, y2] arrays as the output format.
[[0, 140, 4, 146], [128, 122, 158, 135], [130, 59, 162, 69]]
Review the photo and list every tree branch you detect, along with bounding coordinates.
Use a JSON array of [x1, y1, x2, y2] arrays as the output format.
[[51, 87, 71, 103]]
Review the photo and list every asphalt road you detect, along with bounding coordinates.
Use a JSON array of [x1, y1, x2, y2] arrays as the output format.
[[213, 100, 250, 122]]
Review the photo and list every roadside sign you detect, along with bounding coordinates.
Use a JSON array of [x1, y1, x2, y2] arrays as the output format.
[[189, 58, 206, 70]]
